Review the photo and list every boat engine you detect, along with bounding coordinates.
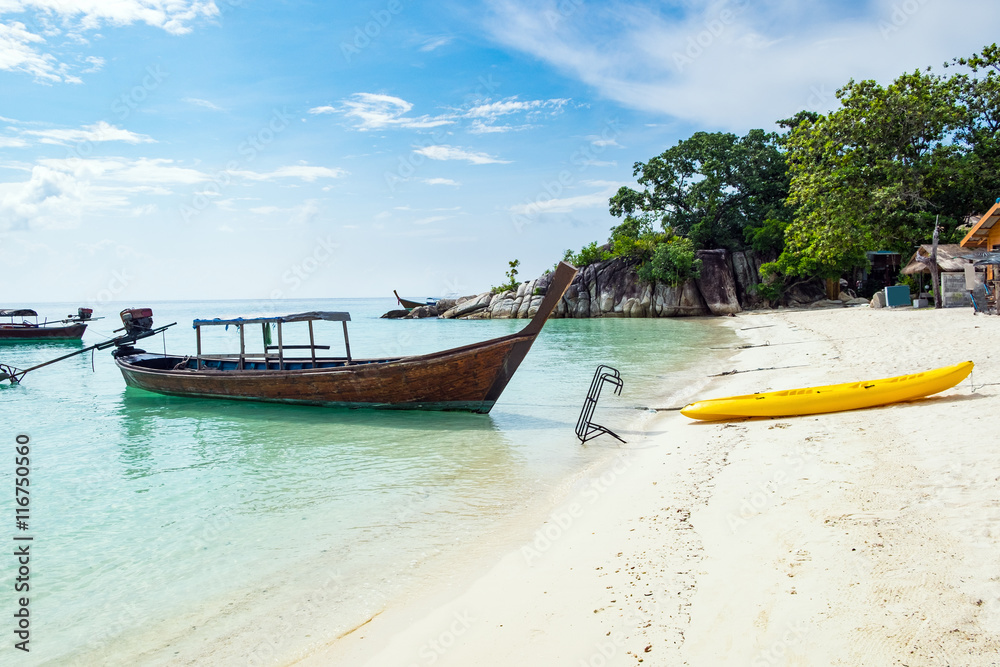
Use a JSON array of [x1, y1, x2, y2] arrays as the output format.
[[119, 308, 154, 337], [73, 307, 94, 321]]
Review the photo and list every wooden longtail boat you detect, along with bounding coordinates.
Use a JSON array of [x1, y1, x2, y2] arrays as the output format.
[[680, 361, 974, 421], [114, 262, 578, 413], [0, 308, 97, 342], [393, 290, 437, 310]]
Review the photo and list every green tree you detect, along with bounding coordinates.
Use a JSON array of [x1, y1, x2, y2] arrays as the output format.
[[562, 242, 611, 267], [492, 259, 521, 293], [636, 235, 702, 286], [773, 69, 965, 278], [946, 43, 1000, 217], [609, 130, 791, 253]]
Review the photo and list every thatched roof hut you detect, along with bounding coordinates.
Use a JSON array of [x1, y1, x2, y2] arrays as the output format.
[[900, 244, 975, 275]]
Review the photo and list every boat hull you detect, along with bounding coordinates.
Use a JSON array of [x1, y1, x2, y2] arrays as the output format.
[[680, 361, 974, 421], [0, 324, 87, 341], [114, 261, 578, 413], [115, 332, 535, 413]]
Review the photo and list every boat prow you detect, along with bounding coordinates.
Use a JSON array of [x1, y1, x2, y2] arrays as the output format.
[[680, 361, 974, 421]]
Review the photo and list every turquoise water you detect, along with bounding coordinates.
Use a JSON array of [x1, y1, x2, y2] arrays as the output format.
[[0, 299, 731, 664]]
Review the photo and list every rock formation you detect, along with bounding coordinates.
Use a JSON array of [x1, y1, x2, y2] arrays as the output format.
[[386, 250, 844, 320]]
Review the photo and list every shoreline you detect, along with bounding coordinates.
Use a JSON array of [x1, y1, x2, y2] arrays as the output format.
[[297, 307, 1000, 666], [59, 316, 733, 666]]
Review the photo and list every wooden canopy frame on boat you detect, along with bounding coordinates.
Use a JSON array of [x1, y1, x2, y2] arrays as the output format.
[[192, 311, 354, 371]]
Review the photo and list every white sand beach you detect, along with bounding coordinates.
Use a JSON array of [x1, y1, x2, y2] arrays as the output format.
[[299, 306, 1000, 666]]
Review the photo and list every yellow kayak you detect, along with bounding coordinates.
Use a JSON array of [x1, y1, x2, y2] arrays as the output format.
[[680, 361, 974, 421]]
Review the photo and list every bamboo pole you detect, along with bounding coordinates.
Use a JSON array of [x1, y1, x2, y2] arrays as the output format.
[[308, 320, 317, 368], [277, 322, 284, 370], [342, 321, 352, 362]]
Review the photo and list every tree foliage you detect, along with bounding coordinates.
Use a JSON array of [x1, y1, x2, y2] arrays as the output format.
[[492, 259, 521, 293], [771, 44, 1000, 278], [636, 235, 702, 286], [609, 130, 791, 253], [562, 241, 611, 267]]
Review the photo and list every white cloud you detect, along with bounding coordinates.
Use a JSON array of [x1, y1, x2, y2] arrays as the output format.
[[235, 165, 348, 182], [508, 182, 623, 216], [184, 97, 224, 111], [414, 144, 510, 165], [0, 136, 28, 148], [421, 177, 460, 186], [585, 134, 620, 147], [0, 2, 218, 81], [465, 97, 568, 119], [0, 21, 64, 82], [38, 157, 206, 184], [0, 163, 105, 229], [419, 36, 452, 52], [468, 120, 515, 134], [334, 93, 455, 131], [414, 215, 449, 224], [0, 156, 208, 229], [484, 0, 1000, 130], [81, 55, 104, 72], [462, 96, 569, 133], [23, 121, 155, 146]]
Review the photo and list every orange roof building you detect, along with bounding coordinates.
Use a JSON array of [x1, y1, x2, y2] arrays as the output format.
[[960, 201, 1000, 251]]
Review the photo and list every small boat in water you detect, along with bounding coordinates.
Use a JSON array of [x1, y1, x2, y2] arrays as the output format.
[[393, 290, 438, 310], [114, 262, 578, 413], [680, 361, 974, 421], [0, 308, 98, 342]]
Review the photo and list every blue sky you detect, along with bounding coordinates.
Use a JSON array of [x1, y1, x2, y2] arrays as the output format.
[[2, 0, 998, 305]]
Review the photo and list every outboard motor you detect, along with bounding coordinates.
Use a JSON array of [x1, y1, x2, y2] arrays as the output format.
[[114, 308, 155, 357], [119, 308, 154, 337], [77, 307, 93, 321]]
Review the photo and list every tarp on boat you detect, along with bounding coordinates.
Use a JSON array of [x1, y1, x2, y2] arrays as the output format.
[[192, 311, 351, 328], [0, 309, 38, 317]]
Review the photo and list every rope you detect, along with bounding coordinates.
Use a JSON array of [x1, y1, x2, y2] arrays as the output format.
[[969, 368, 1000, 392]]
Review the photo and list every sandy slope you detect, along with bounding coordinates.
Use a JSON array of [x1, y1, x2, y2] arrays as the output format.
[[298, 306, 1000, 667]]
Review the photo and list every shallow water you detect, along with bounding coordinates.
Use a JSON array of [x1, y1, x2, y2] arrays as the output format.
[[0, 299, 731, 663]]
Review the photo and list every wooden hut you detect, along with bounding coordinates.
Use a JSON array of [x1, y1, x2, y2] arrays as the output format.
[[901, 244, 981, 308], [960, 201, 1000, 253], [961, 201, 1000, 283], [901, 244, 975, 277]]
